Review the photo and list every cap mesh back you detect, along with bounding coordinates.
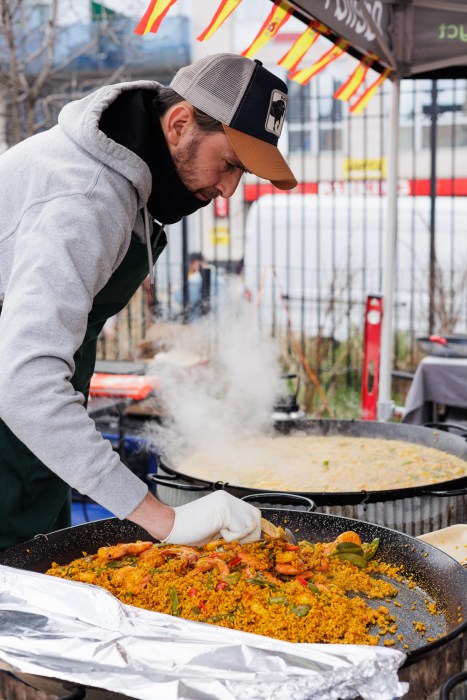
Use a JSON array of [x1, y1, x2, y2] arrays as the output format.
[[170, 54, 255, 125]]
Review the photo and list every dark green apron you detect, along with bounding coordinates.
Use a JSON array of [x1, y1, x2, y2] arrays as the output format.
[[0, 226, 166, 550]]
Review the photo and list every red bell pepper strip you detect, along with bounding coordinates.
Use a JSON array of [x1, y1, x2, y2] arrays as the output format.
[[229, 557, 242, 567]]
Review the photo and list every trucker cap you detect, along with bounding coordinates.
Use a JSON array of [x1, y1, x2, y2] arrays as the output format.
[[170, 53, 297, 191]]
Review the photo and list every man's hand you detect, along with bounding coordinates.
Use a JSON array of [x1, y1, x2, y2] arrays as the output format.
[[163, 491, 261, 545], [126, 491, 175, 541]]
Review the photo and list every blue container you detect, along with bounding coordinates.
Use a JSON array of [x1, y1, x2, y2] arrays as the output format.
[[72, 501, 114, 526]]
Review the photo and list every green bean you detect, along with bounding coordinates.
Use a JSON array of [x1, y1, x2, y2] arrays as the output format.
[[206, 610, 236, 623], [307, 582, 321, 595], [290, 604, 311, 617], [362, 538, 380, 561], [247, 577, 280, 591], [268, 596, 289, 605], [169, 586, 179, 616]]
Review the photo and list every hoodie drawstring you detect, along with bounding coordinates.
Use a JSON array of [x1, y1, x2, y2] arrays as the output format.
[[143, 206, 155, 303], [144, 207, 166, 306]]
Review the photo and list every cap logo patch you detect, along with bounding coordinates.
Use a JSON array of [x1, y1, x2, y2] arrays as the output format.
[[265, 89, 287, 136]]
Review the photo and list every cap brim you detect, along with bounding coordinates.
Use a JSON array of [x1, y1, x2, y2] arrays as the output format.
[[223, 125, 297, 191]]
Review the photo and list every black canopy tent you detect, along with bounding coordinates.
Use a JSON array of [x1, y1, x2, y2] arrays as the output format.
[[276, 0, 467, 419]]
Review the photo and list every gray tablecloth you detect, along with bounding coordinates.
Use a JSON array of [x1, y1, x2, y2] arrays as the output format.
[[402, 356, 467, 425]]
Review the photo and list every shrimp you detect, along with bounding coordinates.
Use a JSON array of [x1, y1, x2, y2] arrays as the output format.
[[262, 570, 283, 586], [159, 547, 200, 565], [314, 557, 330, 572], [275, 563, 306, 575], [324, 530, 362, 556], [111, 566, 151, 593], [275, 548, 306, 575], [96, 541, 153, 561], [192, 557, 230, 579], [235, 548, 269, 571], [335, 531, 362, 546]]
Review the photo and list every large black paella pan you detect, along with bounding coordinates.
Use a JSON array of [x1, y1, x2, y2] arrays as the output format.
[[0, 510, 465, 699], [149, 419, 467, 536]]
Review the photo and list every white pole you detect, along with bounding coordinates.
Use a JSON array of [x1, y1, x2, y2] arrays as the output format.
[[377, 76, 400, 421]]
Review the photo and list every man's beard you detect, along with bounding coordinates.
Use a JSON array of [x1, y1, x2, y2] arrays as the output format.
[[171, 132, 219, 201]]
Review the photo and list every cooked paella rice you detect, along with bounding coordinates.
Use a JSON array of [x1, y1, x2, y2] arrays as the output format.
[[46, 529, 412, 646]]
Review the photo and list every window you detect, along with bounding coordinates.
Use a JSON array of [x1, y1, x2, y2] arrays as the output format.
[[287, 77, 343, 155]]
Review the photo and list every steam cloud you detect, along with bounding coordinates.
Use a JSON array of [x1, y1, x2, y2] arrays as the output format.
[[144, 282, 282, 469]]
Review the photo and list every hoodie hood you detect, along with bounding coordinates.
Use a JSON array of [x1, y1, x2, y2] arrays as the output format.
[[58, 80, 160, 206]]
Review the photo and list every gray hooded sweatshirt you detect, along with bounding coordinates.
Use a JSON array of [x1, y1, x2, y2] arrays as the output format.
[[0, 80, 164, 518]]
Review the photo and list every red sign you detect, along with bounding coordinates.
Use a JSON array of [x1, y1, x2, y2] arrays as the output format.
[[244, 178, 467, 202], [361, 295, 383, 421]]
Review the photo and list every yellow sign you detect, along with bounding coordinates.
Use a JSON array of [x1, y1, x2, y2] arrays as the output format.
[[210, 226, 230, 246], [342, 158, 386, 180]]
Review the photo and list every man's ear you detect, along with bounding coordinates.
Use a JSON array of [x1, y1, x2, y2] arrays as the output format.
[[162, 102, 194, 146]]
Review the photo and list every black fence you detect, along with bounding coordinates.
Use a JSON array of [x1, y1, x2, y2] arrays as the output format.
[[98, 76, 467, 414]]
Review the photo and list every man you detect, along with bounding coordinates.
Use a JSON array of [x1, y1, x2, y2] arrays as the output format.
[[0, 53, 297, 549], [173, 252, 224, 321]]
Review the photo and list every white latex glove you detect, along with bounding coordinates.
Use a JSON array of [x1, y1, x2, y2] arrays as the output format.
[[162, 491, 261, 546]]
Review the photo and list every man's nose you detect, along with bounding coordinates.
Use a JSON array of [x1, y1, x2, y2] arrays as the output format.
[[218, 169, 243, 198]]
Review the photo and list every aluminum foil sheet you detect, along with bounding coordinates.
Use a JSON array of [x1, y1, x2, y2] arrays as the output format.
[[0, 565, 408, 700]]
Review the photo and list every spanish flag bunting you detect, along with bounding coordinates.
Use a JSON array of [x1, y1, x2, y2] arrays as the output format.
[[134, 0, 177, 35], [197, 0, 243, 42], [289, 39, 350, 85], [333, 56, 374, 102], [278, 23, 319, 72], [349, 66, 392, 114], [241, 0, 293, 59]]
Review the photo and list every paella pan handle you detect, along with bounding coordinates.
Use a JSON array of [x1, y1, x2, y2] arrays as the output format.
[[147, 472, 220, 492], [423, 421, 467, 439], [427, 485, 467, 497], [241, 492, 316, 512], [439, 670, 467, 700]]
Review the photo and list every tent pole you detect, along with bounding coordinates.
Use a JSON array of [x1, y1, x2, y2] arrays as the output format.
[[377, 76, 400, 422]]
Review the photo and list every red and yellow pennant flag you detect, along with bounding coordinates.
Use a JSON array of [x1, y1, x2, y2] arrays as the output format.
[[349, 66, 392, 114], [289, 39, 350, 85], [333, 56, 374, 102], [197, 0, 243, 42], [278, 22, 319, 72], [241, 0, 293, 59], [134, 0, 177, 35]]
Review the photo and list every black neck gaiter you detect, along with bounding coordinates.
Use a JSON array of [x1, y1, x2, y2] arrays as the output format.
[[99, 88, 211, 225]]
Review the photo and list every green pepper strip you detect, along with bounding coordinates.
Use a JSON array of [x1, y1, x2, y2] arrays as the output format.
[[169, 586, 179, 616], [332, 542, 364, 555], [336, 552, 367, 568]]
